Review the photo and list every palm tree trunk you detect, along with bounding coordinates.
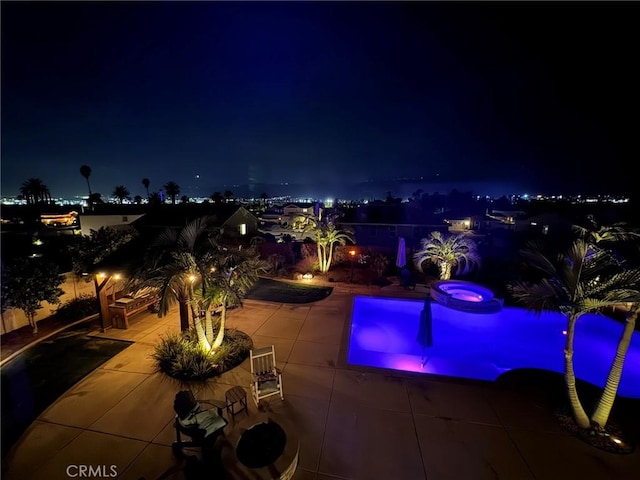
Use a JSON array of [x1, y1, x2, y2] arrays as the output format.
[[212, 300, 227, 349], [440, 262, 451, 280], [193, 313, 211, 351], [326, 244, 334, 273], [564, 314, 590, 429], [591, 304, 638, 428], [205, 308, 214, 344], [317, 244, 324, 273], [179, 301, 190, 331]]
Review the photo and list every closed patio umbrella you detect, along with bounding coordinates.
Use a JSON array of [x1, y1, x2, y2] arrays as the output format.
[[395, 236, 406, 269]]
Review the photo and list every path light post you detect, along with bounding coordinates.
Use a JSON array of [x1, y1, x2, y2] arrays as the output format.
[[349, 249, 356, 283]]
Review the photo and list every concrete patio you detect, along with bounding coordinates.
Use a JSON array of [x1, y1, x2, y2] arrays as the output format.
[[2, 282, 639, 479]]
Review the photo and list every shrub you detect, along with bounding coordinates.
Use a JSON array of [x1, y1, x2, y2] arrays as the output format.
[[152, 328, 253, 381], [293, 256, 319, 275], [54, 294, 98, 322]]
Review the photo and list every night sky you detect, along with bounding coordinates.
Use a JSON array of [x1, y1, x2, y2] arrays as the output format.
[[1, 1, 638, 200]]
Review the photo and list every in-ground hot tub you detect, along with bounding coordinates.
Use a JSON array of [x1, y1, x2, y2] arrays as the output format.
[[430, 280, 502, 313]]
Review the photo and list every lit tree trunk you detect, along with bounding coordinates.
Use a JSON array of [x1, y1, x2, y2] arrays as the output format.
[[564, 313, 590, 429], [591, 304, 638, 428], [205, 308, 214, 344], [27, 311, 38, 334], [317, 243, 324, 273], [440, 262, 451, 280], [193, 312, 210, 351], [326, 243, 335, 273], [212, 298, 227, 350]]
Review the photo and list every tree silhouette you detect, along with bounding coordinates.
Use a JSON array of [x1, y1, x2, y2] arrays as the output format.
[[80, 165, 92, 196], [224, 190, 234, 203], [211, 191, 223, 204], [20, 178, 50, 205], [142, 178, 150, 198], [112, 185, 131, 204], [163, 181, 181, 205]]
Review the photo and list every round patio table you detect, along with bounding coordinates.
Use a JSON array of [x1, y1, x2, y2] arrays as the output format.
[[236, 420, 286, 468]]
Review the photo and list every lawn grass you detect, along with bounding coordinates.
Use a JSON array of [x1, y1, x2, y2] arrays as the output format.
[[246, 277, 333, 303]]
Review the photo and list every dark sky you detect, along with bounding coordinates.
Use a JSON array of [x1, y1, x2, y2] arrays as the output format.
[[1, 1, 638, 200]]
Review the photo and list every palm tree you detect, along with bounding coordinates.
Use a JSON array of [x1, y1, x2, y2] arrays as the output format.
[[112, 185, 131, 204], [130, 217, 219, 332], [164, 181, 180, 205], [193, 248, 269, 350], [509, 237, 640, 431], [142, 178, 150, 199], [20, 178, 49, 205], [309, 222, 355, 274], [592, 302, 639, 428], [572, 219, 640, 429], [80, 165, 92, 197], [223, 190, 234, 204], [413, 231, 481, 280]]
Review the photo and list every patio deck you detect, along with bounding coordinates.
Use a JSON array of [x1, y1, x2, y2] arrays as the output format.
[[2, 281, 639, 479]]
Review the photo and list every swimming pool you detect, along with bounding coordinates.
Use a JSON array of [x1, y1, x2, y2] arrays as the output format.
[[347, 296, 640, 399]]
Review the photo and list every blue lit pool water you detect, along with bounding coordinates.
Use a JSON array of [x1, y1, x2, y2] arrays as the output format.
[[348, 296, 640, 399]]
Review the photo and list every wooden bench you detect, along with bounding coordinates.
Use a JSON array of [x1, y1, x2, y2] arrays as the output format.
[[108, 295, 158, 329]]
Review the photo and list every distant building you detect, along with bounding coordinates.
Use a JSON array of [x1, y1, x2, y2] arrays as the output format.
[[79, 213, 144, 236], [282, 202, 322, 221]]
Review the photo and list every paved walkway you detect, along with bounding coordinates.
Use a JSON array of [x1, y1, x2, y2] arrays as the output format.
[[2, 282, 639, 479]]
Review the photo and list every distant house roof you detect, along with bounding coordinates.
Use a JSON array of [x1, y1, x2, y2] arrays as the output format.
[[283, 202, 316, 209], [131, 204, 254, 231]]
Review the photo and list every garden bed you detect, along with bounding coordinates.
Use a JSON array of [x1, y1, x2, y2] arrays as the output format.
[[246, 278, 333, 304]]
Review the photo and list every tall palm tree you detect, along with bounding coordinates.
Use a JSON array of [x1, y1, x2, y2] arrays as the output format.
[[112, 185, 131, 204], [413, 231, 481, 280], [80, 165, 92, 197], [142, 178, 150, 199], [509, 237, 640, 430], [164, 181, 180, 205], [309, 222, 355, 274]]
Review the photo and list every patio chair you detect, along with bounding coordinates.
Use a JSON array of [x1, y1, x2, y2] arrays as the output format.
[[250, 345, 284, 405], [172, 390, 228, 456]]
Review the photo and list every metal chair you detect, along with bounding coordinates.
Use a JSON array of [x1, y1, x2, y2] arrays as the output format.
[[249, 345, 284, 405], [172, 390, 228, 456]]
